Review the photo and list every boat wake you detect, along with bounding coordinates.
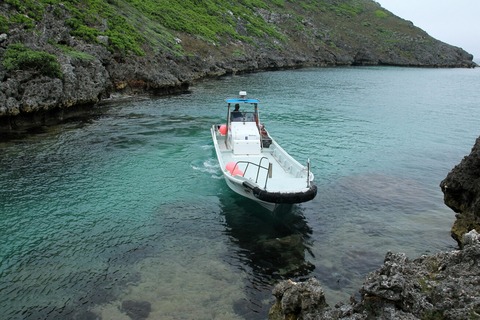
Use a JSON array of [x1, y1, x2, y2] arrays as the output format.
[[191, 158, 222, 178]]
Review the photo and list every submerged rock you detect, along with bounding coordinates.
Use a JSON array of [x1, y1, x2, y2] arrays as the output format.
[[269, 278, 328, 320], [258, 234, 316, 277], [269, 230, 480, 319], [120, 300, 151, 320]]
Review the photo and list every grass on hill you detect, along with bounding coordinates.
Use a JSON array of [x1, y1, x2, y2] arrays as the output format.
[[2, 43, 63, 78], [1, 0, 423, 62]]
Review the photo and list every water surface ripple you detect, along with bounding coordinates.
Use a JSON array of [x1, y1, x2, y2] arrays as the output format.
[[1, 67, 479, 319]]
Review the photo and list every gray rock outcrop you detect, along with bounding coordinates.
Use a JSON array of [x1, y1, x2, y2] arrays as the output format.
[[440, 137, 480, 248], [269, 230, 480, 320]]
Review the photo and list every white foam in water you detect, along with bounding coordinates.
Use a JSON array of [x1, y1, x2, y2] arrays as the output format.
[[190, 158, 221, 177]]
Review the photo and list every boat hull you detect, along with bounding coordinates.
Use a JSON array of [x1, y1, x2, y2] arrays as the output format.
[[242, 180, 317, 204], [223, 176, 278, 211], [211, 124, 317, 211]]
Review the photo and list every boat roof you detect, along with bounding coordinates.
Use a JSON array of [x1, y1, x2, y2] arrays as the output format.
[[226, 98, 260, 104]]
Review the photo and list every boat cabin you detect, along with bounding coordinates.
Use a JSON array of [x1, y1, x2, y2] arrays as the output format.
[[224, 93, 268, 155]]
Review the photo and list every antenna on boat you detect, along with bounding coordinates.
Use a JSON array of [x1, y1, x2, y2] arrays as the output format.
[[239, 91, 247, 99]]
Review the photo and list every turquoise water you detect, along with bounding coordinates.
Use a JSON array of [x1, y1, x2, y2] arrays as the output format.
[[1, 67, 479, 319]]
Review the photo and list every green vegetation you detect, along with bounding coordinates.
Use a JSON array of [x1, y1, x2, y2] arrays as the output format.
[[2, 44, 63, 78], [334, 2, 364, 17], [0, 0, 429, 62], [9, 13, 35, 29], [4, 0, 147, 55], [121, 0, 283, 44], [375, 9, 388, 18], [421, 310, 445, 320], [4, 0, 44, 21], [55, 44, 96, 61], [0, 15, 9, 33]]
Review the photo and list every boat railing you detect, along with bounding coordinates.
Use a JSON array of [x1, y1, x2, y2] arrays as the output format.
[[233, 157, 271, 189]]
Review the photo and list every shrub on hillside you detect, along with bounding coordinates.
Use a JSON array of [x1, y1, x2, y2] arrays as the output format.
[[2, 44, 63, 78]]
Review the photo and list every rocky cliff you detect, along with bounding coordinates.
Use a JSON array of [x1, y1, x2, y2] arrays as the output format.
[[0, 0, 476, 131], [440, 137, 480, 248]]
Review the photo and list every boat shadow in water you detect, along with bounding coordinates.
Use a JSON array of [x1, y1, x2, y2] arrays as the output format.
[[220, 194, 315, 318]]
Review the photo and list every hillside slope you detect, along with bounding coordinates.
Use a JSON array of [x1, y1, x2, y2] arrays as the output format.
[[0, 0, 475, 129]]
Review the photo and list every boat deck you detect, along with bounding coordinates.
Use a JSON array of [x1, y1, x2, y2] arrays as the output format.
[[216, 136, 310, 192]]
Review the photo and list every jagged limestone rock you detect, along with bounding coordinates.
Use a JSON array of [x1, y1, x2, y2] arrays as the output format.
[[269, 278, 328, 320], [440, 137, 480, 248], [270, 230, 480, 319]]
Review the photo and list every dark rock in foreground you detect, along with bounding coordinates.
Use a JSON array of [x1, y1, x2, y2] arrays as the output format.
[[269, 230, 480, 320], [440, 137, 480, 248]]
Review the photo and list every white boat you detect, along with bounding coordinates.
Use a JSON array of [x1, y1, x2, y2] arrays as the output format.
[[211, 91, 317, 211]]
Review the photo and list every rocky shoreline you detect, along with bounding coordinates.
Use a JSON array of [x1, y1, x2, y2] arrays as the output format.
[[269, 230, 480, 320], [268, 138, 480, 320], [0, 2, 477, 133]]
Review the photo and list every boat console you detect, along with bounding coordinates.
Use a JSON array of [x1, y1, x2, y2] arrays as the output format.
[[229, 121, 261, 155]]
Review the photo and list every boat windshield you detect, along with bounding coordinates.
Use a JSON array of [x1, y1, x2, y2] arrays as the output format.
[[231, 111, 256, 122]]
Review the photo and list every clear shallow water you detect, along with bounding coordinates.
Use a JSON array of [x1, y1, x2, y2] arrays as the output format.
[[1, 67, 479, 319]]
